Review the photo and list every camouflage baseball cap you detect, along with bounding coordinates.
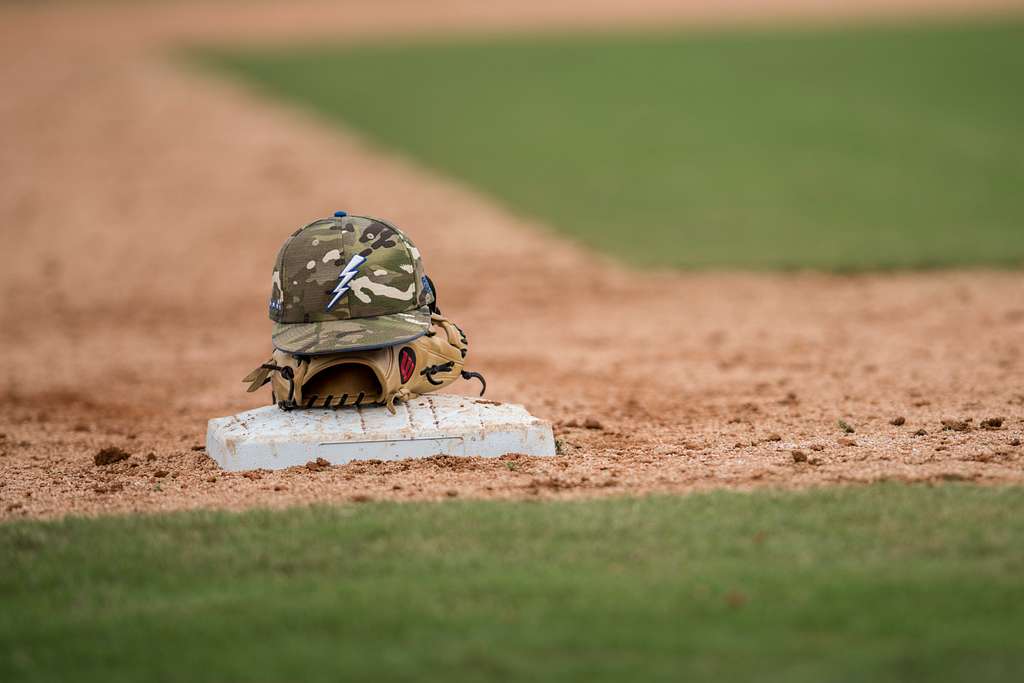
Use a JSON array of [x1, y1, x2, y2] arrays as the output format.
[[269, 212, 435, 355]]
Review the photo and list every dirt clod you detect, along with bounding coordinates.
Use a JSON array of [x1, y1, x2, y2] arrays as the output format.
[[941, 419, 971, 432], [837, 419, 855, 434], [145, 452, 157, 462], [890, 416, 906, 426], [765, 433, 782, 442], [791, 450, 807, 463], [980, 417, 1004, 429], [1011, 438, 1022, 447], [914, 429, 928, 436], [242, 471, 262, 480], [837, 437, 857, 447], [305, 457, 331, 472], [583, 418, 604, 430], [94, 447, 129, 466], [153, 470, 169, 478]]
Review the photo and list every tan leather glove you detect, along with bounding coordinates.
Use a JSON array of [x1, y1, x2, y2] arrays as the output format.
[[243, 314, 485, 414]]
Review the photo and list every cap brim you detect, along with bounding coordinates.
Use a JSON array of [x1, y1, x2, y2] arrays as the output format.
[[272, 307, 431, 355]]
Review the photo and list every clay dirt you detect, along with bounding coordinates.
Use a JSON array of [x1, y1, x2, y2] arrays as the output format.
[[1, 0, 1023, 519]]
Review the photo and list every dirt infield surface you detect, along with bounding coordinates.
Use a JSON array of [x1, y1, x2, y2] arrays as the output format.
[[2, 0, 1023, 519]]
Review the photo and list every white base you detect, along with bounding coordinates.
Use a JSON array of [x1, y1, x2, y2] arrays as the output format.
[[206, 395, 555, 471]]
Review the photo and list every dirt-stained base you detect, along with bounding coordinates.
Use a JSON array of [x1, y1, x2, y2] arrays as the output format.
[[2, 0, 1023, 519]]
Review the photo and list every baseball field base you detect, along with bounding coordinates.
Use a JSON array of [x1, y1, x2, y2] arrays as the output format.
[[206, 395, 556, 471]]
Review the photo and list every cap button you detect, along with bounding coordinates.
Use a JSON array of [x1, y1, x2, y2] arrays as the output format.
[[333, 210, 347, 218]]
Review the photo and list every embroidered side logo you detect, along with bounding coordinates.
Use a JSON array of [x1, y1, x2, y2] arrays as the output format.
[[399, 347, 416, 384], [326, 254, 366, 311]]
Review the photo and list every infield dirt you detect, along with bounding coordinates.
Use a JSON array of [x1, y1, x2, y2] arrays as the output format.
[[2, 0, 1023, 519]]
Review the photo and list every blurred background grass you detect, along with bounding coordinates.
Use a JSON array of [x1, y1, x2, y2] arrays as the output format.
[[197, 18, 1024, 270], [4, 485, 1024, 682]]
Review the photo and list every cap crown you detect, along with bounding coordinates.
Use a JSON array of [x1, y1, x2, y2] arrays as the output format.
[[270, 215, 432, 324]]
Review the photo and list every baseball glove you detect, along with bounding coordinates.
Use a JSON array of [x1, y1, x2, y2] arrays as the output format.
[[243, 313, 485, 413]]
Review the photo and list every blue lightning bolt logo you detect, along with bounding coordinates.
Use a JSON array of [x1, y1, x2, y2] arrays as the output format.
[[326, 253, 366, 311]]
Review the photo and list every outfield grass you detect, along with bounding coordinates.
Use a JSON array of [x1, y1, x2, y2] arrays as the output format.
[[2, 484, 1023, 682], [196, 19, 1024, 270]]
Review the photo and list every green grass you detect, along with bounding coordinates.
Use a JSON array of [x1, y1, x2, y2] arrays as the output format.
[[3, 484, 1024, 682], [195, 19, 1024, 270]]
